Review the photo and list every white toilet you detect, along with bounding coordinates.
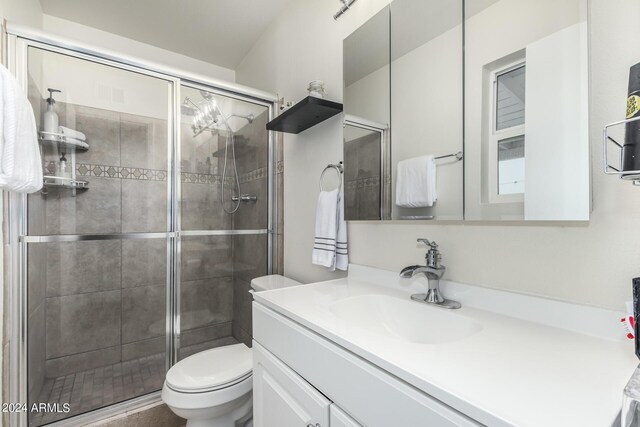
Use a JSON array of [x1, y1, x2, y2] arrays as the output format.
[[161, 274, 301, 427]]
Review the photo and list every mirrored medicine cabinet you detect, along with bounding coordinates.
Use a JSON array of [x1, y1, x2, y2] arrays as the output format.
[[343, 0, 590, 222]]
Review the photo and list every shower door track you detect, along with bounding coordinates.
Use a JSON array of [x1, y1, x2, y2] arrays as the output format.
[[5, 25, 277, 427]]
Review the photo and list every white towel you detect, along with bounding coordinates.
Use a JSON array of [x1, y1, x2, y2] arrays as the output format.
[[395, 155, 437, 207], [0, 65, 42, 193], [59, 126, 86, 142], [335, 190, 348, 271], [312, 188, 348, 271]]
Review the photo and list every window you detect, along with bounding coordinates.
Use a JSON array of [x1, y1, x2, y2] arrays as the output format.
[[489, 62, 526, 202]]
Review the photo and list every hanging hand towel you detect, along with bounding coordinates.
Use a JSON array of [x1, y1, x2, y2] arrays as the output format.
[[312, 188, 339, 269], [0, 65, 42, 193], [395, 155, 437, 207], [335, 190, 348, 271], [59, 126, 86, 142]]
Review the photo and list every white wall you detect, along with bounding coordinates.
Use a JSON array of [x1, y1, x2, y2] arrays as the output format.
[[391, 25, 463, 220], [236, 0, 392, 284], [0, 0, 42, 28], [237, 0, 640, 311], [42, 15, 235, 83]]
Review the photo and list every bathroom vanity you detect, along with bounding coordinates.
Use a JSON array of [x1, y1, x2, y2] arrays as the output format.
[[252, 266, 637, 427]]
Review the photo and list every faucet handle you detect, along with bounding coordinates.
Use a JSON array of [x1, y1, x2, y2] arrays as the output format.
[[417, 238, 441, 268], [417, 238, 438, 250]]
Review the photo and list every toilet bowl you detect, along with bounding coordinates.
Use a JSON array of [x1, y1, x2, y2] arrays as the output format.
[[162, 274, 301, 427]]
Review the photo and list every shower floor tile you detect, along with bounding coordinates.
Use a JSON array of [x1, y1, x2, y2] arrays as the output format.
[[29, 337, 239, 426], [30, 353, 165, 426]]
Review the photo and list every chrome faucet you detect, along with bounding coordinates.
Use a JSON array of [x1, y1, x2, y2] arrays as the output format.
[[400, 238, 461, 309]]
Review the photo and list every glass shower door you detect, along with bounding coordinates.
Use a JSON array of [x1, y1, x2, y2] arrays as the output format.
[[178, 85, 270, 359], [24, 46, 173, 426]]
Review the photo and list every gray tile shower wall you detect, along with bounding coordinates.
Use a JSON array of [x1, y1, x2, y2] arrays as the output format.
[[230, 111, 271, 347], [26, 102, 235, 406], [25, 99, 276, 412], [344, 133, 382, 221]]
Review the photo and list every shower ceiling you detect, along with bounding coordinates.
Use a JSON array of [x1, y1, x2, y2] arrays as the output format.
[[38, 0, 293, 68]]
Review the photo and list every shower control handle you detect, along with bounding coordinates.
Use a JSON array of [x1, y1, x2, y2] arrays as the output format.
[[231, 194, 258, 203]]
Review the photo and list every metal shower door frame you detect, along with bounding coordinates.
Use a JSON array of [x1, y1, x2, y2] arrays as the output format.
[[5, 27, 275, 427]]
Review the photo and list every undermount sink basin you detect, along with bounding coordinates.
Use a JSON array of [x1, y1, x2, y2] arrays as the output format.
[[330, 294, 482, 344]]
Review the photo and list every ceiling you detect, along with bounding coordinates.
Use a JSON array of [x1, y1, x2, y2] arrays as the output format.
[[39, 0, 293, 69]]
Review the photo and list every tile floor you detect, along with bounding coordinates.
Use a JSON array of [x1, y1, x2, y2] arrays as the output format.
[[30, 337, 238, 426]]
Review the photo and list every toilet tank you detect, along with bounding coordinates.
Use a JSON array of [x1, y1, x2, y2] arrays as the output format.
[[250, 275, 301, 292]]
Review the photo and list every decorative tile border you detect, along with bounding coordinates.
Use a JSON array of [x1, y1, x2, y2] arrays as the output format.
[[45, 161, 275, 185], [239, 167, 267, 184], [345, 176, 381, 190]]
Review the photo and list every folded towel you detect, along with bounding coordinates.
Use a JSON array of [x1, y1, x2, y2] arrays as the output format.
[[0, 65, 42, 193], [312, 188, 349, 272], [395, 155, 437, 207], [59, 126, 86, 141], [312, 188, 339, 269], [335, 190, 348, 271]]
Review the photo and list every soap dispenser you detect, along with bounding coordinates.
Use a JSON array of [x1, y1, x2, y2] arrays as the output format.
[[56, 153, 70, 185], [43, 88, 61, 140]]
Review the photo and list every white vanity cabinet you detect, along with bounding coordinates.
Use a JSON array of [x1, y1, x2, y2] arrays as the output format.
[[330, 406, 363, 427], [253, 342, 332, 427], [252, 302, 480, 427]]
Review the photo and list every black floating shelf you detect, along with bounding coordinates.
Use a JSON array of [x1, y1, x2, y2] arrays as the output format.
[[266, 96, 343, 134]]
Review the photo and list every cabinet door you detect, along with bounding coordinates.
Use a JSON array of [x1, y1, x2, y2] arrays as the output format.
[[330, 405, 363, 427], [253, 342, 331, 427]]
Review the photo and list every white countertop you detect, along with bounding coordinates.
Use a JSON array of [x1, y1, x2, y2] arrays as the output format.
[[253, 265, 638, 427]]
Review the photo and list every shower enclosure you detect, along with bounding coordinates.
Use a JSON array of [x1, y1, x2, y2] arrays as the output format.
[[6, 27, 277, 427]]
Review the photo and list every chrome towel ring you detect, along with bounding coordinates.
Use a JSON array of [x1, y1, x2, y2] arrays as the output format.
[[319, 161, 344, 191]]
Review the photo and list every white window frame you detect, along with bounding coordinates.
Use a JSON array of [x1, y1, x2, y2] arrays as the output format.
[[488, 60, 525, 204]]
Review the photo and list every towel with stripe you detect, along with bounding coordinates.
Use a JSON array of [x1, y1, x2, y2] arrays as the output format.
[[312, 188, 348, 271]]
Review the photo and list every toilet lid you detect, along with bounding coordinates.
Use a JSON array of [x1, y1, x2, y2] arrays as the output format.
[[166, 343, 253, 393]]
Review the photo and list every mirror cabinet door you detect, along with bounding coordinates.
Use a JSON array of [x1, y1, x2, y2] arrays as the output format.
[[343, 6, 391, 221], [390, 0, 464, 220], [464, 0, 590, 221]]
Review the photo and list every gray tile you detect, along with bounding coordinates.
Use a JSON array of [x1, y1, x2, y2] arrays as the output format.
[[45, 346, 121, 378], [46, 240, 121, 297], [122, 179, 167, 233], [178, 336, 238, 360], [180, 182, 230, 230], [181, 277, 233, 331], [277, 172, 284, 234], [45, 177, 122, 234], [46, 290, 121, 359], [120, 115, 168, 171], [233, 234, 268, 283], [122, 284, 166, 344], [27, 190, 47, 236], [122, 239, 166, 288], [359, 186, 381, 220], [73, 110, 121, 166], [121, 337, 164, 362], [28, 244, 46, 315], [231, 178, 267, 230], [277, 233, 284, 275], [181, 322, 232, 347], [28, 302, 46, 403], [232, 278, 253, 344], [233, 326, 252, 349], [181, 236, 233, 281], [180, 123, 218, 175]]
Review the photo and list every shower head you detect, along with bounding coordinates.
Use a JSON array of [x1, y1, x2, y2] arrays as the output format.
[[230, 113, 255, 124]]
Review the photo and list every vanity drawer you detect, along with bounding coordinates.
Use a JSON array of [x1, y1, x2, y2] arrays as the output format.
[[253, 302, 481, 427]]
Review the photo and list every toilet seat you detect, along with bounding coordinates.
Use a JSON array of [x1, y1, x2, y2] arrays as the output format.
[[165, 343, 252, 394]]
